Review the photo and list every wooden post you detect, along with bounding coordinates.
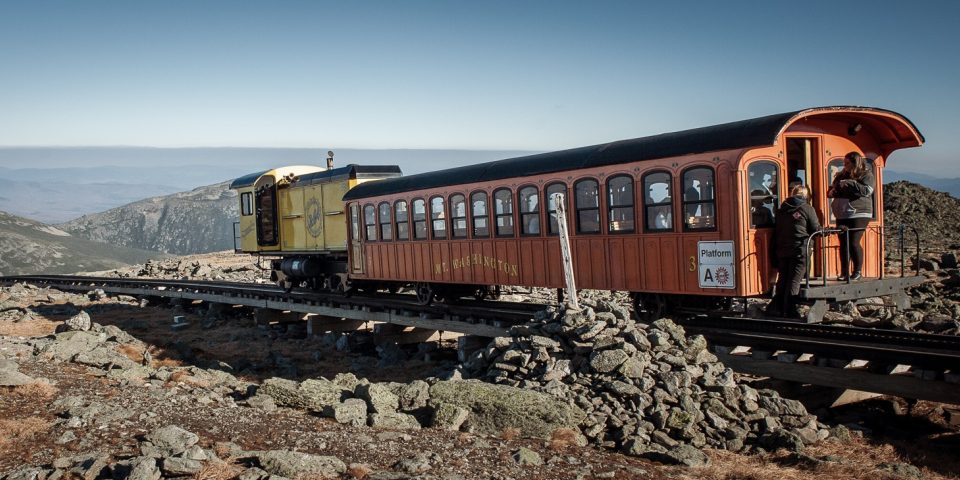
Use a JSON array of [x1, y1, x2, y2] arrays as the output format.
[[552, 193, 579, 311]]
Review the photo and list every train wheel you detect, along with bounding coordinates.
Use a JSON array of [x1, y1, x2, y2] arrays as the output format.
[[415, 283, 434, 305], [632, 293, 666, 322]]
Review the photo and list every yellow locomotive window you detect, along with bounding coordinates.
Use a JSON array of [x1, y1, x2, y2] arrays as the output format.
[[607, 175, 635, 233], [494, 188, 514, 237], [395, 201, 409, 240], [471, 192, 490, 238], [450, 194, 467, 238], [519, 186, 540, 235], [643, 171, 673, 232], [682, 167, 716, 231], [575, 178, 600, 234], [240, 192, 253, 216], [379, 202, 393, 241], [431, 196, 447, 239], [412, 199, 427, 239], [545, 183, 566, 235]]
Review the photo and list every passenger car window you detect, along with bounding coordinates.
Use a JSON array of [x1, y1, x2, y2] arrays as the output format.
[[643, 171, 673, 232], [471, 192, 490, 238], [378, 202, 393, 241], [412, 199, 427, 239], [519, 186, 540, 235], [450, 194, 467, 238], [607, 175, 635, 233], [545, 183, 566, 235], [682, 167, 716, 230], [364, 204, 377, 241], [395, 201, 409, 240], [575, 179, 600, 233], [431, 196, 447, 239], [494, 188, 514, 236], [749, 161, 779, 228]]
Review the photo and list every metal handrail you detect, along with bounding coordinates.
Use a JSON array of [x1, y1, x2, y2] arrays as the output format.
[[802, 223, 921, 289]]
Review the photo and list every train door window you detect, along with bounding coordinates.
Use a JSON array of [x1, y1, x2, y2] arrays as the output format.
[[826, 156, 877, 224], [545, 183, 567, 235], [519, 186, 540, 235], [643, 171, 673, 232], [786, 137, 818, 193], [607, 175, 635, 233], [394, 201, 409, 240], [412, 199, 427, 239], [494, 188, 515, 237], [350, 204, 360, 240], [471, 191, 490, 238], [682, 167, 716, 230], [378, 202, 393, 241], [450, 194, 468, 238], [430, 196, 447, 239], [240, 192, 253, 216], [575, 179, 600, 234], [363, 204, 377, 241], [748, 161, 779, 228]]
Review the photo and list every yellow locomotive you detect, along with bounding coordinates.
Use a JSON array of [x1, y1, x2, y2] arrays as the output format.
[[230, 155, 400, 290]]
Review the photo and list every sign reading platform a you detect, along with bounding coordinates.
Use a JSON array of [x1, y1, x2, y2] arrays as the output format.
[[698, 241, 735, 289]]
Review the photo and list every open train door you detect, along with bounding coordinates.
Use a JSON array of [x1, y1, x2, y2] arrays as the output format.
[[348, 203, 365, 274], [784, 136, 828, 278], [254, 176, 279, 248]]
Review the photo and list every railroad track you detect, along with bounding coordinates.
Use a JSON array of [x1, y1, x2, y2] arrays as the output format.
[[2, 275, 958, 403], [0, 275, 542, 337]]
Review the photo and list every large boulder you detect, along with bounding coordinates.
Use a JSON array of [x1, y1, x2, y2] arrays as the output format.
[[55, 311, 91, 333], [254, 450, 346, 478], [42, 331, 106, 361], [428, 380, 586, 438], [259, 377, 350, 414]]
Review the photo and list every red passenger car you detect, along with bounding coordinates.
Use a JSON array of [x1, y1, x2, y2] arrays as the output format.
[[341, 107, 924, 321]]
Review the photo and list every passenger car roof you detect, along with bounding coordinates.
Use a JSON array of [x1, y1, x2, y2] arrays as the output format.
[[342, 106, 922, 201]]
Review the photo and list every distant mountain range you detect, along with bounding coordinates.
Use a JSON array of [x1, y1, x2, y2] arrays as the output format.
[[0, 147, 536, 223], [884, 170, 960, 198], [0, 210, 159, 275], [58, 181, 238, 256]]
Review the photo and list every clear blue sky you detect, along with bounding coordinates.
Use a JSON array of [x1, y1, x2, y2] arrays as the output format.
[[0, 0, 957, 174]]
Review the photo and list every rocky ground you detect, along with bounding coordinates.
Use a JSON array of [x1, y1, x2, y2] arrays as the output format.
[[1, 280, 958, 479]]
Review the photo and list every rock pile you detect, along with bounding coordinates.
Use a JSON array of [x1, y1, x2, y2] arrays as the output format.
[[0, 424, 348, 480], [256, 375, 586, 438], [463, 301, 827, 465]]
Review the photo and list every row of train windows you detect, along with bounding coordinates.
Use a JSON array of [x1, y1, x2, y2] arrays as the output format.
[[357, 167, 717, 242]]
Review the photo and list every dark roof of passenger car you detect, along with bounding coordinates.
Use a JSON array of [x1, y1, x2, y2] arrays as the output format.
[[230, 164, 401, 189], [343, 109, 802, 200]]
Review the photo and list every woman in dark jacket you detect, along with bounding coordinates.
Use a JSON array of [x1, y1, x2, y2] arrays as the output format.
[[768, 184, 821, 318], [827, 152, 875, 281]]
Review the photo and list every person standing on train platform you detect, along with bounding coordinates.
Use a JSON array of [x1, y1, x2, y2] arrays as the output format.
[[827, 152, 875, 281], [767, 184, 821, 318]]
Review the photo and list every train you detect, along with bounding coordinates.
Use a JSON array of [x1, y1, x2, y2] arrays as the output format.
[[230, 106, 925, 322]]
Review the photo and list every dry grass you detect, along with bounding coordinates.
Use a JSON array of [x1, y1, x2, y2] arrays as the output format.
[[165, 370, 211, 388], [0, 417, 52, 448], [684, 438, 957, 480], [547, 427, 579, 451], [192, 461, 244, 480], [0, 317, 59, 337], [4, 381, 59, 401], [500, 427, 521, 441], [116, 343, 145, 363], [346, 463, 373, 479], [152, 357, 184, 368]]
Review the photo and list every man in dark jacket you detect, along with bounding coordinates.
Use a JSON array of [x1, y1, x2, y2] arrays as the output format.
[[767, 184, 821, 318]]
